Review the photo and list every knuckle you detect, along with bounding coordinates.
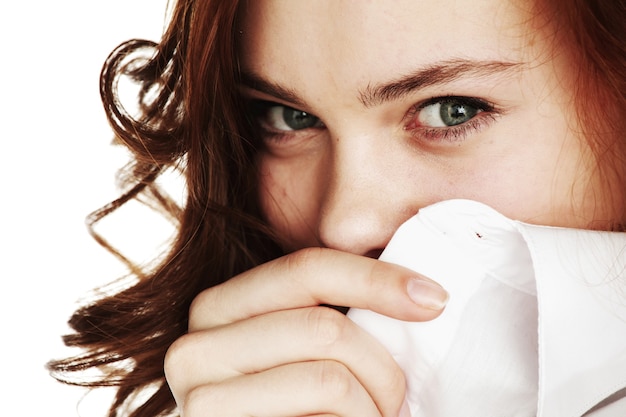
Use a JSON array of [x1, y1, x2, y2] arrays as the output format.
[[365, 260, 390, 293], [386, 363, 407, 400], [313, 360, 355, 400], [188, 290, 208, 320], [163, 333, 195, 386], [183, 384, 221, 417], [279, 248, 330, 296], [304, 307, 349, 348], [283, 247, 326, 274], [188, 287, 220, 330], [363, 261, 404, 311], [188, 283, 233, 330]]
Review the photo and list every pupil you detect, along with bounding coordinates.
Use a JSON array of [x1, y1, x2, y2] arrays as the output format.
[[440, 102, 477, 126], [284, 108, 316, 130]]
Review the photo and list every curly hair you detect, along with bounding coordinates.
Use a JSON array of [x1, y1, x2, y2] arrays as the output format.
[[48, 1, 282, 416], [48, 0, 626, 416]]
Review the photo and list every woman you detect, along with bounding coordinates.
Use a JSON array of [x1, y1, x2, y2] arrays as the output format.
[[49, 0, 626, 416]]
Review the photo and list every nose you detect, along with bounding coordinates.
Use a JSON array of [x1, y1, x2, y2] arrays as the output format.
[[316, 130, 419, 257]]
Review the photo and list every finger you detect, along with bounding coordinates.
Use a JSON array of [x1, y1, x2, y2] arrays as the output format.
[[166, 307, 405, 417], [190, 247, 448, 330], [181, 360, 382, 417]]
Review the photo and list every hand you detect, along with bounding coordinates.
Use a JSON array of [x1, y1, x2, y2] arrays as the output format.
[[164, 247, 448, 417]]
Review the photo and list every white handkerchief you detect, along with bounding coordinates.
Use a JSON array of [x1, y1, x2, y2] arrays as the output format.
[[348, 199, 539, 416]]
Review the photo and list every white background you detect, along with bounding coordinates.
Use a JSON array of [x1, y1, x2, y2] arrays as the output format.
[[1, 1, 172, 415]]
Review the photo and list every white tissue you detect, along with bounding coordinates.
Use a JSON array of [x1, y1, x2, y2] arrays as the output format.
[[347, 199, 539, 416]]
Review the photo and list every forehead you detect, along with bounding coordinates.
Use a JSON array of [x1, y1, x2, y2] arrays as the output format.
[[237, 0, 536, 89]]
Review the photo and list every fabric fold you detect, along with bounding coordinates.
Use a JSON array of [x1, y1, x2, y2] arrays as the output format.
[[347, 199, 626, 416]]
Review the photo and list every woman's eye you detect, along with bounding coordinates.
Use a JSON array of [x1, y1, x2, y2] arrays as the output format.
[[417, 98, 482, 127], [253, 102, 324, 132], [405, 96, 499, 143]]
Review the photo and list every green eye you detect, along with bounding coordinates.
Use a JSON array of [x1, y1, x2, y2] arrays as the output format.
[[439, 101, 479, 126], [254, 102, 323, 132], [418, 98, 483, 127], [279, 107, 320, 130]]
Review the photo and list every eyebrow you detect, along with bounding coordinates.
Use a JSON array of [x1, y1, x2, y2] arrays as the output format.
[[240, 72, 307, 108], [240, 59, 522, 109], [359, 59, 522, 107]]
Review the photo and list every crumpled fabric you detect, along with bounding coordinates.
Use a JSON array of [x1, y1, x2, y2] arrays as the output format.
[[348, 199, 626, 416]]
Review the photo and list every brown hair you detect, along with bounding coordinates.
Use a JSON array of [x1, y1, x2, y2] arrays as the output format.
[[536, 0, 626, 227], [49, 1, 281, 416], [48, 1, 626, 416]]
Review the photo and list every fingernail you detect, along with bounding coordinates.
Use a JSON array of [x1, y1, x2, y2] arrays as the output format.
[[407, 277, 449, 310], [398, 398, 411, 417]]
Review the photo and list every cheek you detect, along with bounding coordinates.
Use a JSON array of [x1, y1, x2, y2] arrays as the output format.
[[258, 154, 323, 249]]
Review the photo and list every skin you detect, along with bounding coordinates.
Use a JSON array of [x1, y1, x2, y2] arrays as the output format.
[[164, 1, 619, 416]]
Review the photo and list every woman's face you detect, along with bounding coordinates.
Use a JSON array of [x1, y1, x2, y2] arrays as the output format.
[[238, 0, 616, 254]]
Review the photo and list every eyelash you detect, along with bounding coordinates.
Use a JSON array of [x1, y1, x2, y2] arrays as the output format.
[[248, 96, 500, 145], [403, 96, 500, 143], [248, 100, 324, 143]]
